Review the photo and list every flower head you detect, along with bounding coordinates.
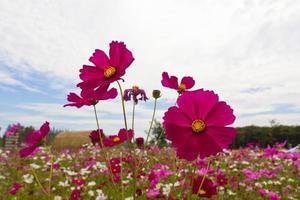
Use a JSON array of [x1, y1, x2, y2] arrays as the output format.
[[124, 86, 148, 104], [192, 176, 217, 198], [64, 84, 117, 108], [163, 89, 236, 161], [135, 137, 144, 147], [9, 182, 23, 195], [69, 189, 81, 200], [103, 129, 134, 147], [19, 122, 50, 158], [77, 41, 134, 91], [89, 129, 106, 146], [5, 123, 21, 138], [161, 72, 195, 93]]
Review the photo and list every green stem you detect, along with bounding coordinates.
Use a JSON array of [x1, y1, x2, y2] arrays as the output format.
[[116, 81, 128, 131], [92, 105, 118, 194], [93, 105, 105, 147], [145, 98, 157, 145], [48, 148, 54, 199], [132, 102, 136, 131], [197, 159, 211, 194], [31, 168, 48, 195]]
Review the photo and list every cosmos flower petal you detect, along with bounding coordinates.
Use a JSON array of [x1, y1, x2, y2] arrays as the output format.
[[163, 106, 191, 127], [176, 135, 200, 161], [19, 145, 36, 158], [181, 76, 195, 89], [205, 101, 235, 126], [205, 127, 236, 149], [163, 123, 191, 147], [39, 121, 50, 138], [89, 49, 110, 68], [78, 65, 104, 81], [161, 72, 179, 90]]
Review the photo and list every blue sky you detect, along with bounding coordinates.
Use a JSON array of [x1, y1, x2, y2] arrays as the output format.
[[1, 0, 300, 136]]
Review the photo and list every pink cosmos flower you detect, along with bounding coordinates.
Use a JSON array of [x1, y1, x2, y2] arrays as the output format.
[[103, 128, 134, 147], [89, 129, 106, 146], [64, 84, 117, 108], [69, 189, 80, 200], [161, 72, 195, 93], [135, 137, 144, 147], [72, 178, 86, 187], [77, 41, 134, 91], [192, 176, 217, 198], [5, 123, 21, 138], [19, 122, 50, 158], [124, 86, 148, 104], [9, 182, 23, 195], [163, 89, 236, 161]]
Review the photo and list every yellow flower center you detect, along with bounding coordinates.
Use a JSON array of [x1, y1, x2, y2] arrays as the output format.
[[178, 83, 186, 93], [192, 119, 205, 133], [104, 66, 116, 78], [198, 189, 206, 195], [113, 136, 120, 142], [132, 85, 139, 92]]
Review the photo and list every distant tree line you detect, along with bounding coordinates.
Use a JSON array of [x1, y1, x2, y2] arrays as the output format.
[[0, 125, 62, 147]]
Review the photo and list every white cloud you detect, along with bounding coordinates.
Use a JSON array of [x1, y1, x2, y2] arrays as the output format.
[[0, 0, 300, 131]]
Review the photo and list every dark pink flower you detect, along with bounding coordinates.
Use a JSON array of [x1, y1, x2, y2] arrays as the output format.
[[77, 41, 134, 91], [161, 72, 195, 93], [72, 178, 86, 187], [89, 129, 106, 146], [69, 189, 80, 200], [5, 123, 21, 138], [216, 173, 228, 186], [19, 122, 50, 158], [163, 89, 236, 161], [64, 84, 117, 108], [9, 182, 23, 195], [135, 137, 144, 147], [124, 86, 148, 104], [268, 191, 281, 200], [192, 176, 217, 198], [103, 129, 134, 147]]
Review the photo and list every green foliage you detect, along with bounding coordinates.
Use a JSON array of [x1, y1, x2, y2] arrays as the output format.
[[232, 125, 300, 148], [149, 119, 168, 147]]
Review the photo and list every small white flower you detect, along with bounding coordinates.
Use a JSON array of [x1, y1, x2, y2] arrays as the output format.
[[54, 196, 62, 200], [125, 197, 133, 200], [23, 174, 34, 184], [88, 190, 95, 197], [227, 190, 236, 196], [0, 175, 5, 180], [88, 181, 96, 186]]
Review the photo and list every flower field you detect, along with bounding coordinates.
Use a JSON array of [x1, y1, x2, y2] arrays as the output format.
[[0, 144, 299, 199], [1, 40, 299, 200]]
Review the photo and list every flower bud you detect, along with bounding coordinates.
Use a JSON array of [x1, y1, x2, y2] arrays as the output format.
[[152, 90, 161, 99]]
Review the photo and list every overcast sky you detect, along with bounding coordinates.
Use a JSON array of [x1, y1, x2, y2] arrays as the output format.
[[0, 0, 300, 137]]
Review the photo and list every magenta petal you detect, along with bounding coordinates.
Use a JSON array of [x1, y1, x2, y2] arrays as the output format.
[[205, 101, 235, 126], [176, 90, 200, 119], [205, 127, 236, 149], [177, 89, 219, 120], [79, 65, 104, 81], [25, 131, 41, 145], [176, 135, 200, 161], [40, 121, 50, 138], [163, 123, 191, 148], [163, 106, 192, 127], [161, 72, 179, 90], [118, 129, 134, 140], [96, 87, 118, 100], [109, 41, 122, 67], [89, 49, 110, 67], [19, 145, 36, 158], [181, 76, 195, 89], [198, 132, 226, 158]]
